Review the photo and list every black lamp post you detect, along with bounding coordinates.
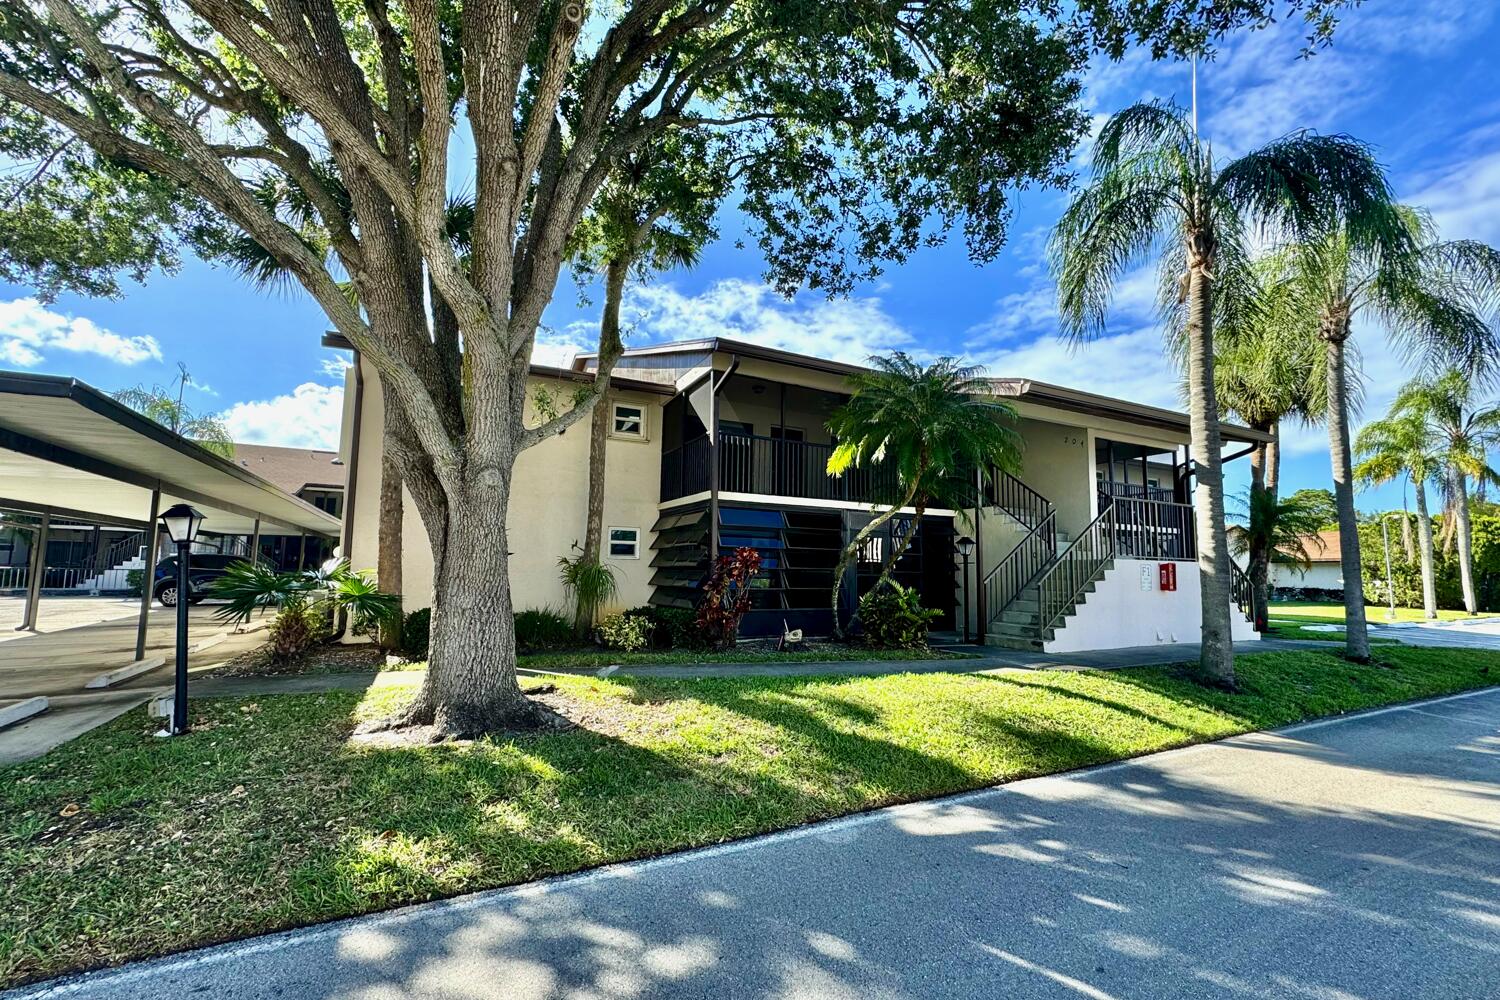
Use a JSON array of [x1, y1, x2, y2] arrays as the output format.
[[956, 535, 975, 644], [158, 503, 204, 736]]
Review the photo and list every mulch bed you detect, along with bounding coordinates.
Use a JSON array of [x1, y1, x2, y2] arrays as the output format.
[[214, 643, 391, 677]]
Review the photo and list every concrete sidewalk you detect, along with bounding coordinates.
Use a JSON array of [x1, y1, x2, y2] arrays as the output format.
[[14, 685, 1497, 999]]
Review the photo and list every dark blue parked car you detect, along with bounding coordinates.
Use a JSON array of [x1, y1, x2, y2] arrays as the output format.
[[152, 553, 240, 607]]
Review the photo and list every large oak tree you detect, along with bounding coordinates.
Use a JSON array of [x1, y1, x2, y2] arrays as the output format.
[[0, 0, 1354, 734]]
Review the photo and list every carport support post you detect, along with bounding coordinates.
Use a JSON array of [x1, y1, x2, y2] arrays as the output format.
[[297, 532, 307, 570], [249, 519, 261, 566], [134, 489, 161, 661], [18, 512, 49, 631]]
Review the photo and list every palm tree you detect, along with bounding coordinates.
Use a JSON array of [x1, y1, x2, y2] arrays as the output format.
[[1196, 267, 1330, 629], [824, 353, 1022, 637], [1050, 101, 1404, 683], [1227, 488, 1329, 599], [1384, 370, 1500, 613], [1260, 208, 1500, 656], [1355, 408, 1442, 618], [569, 138, 725, 633], [113, 363, 235, 458]]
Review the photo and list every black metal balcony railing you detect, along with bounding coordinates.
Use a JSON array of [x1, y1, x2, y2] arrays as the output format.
[[1101, 493, 1197, 561], [661, 432, 903, 504], [1098, 480, 1179, 504]]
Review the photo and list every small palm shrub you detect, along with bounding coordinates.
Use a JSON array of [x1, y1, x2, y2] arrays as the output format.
[[209, 559, 401, 663], [266, 597, 332, 663], [402, 608, 431, 659], [858, 583, 940, 649], [514, 608, 573, 652], [597, 612, 652, 652], [558, 555, 617, 634]]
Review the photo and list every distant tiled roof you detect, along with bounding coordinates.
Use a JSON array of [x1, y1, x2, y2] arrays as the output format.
[[232, 443, 344, 496], [1288, 530, 1341, 562]]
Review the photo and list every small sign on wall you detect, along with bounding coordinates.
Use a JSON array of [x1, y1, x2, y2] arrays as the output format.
[[1140, 564, 1154, 591]]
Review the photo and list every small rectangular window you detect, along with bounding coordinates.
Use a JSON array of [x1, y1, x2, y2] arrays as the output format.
[[612, 403, 645, 438], [608, 527, 640, 559]]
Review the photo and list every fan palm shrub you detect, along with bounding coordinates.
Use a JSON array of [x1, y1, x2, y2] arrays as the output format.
[[209, 559, 401, 662], [1051, 100, 1410, 681], [1259, 207, 1500, 654], [824, 353, 1022, 637]]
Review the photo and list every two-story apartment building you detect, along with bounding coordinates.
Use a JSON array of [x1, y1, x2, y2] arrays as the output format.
[[335, 336, 1263, 652]]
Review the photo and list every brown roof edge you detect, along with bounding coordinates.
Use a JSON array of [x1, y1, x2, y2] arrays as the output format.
[[992, 378, 1273, 445], [320, 333, 672, 396], [332, 330, 1268, 443]]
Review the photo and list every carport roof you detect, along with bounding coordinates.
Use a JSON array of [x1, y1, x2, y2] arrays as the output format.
[[0, 371, 341, 536]]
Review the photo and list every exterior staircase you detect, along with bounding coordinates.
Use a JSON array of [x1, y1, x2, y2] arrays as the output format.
[[982, 474, 1116, 651], [72, 532, 147, 593]]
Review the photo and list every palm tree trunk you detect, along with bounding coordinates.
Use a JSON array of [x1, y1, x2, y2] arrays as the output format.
[[830, 478, 922, 638], [1413, 479, 1437, 619], [876, 505, 926, 589], [1183, 257, 1235, 685], [577, 256, 631, 633], [1453, 467, 1478, 614], [1322, 326, 1371, 661]]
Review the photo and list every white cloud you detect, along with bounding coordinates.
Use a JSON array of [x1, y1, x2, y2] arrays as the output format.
[[0, 297, 162, 368], [1407, 150, 1500, 246], [319, 355, 353, 380], [974, 326, 1183, 412], [622, 278, 916, 364], [220, 382, 344, 451]]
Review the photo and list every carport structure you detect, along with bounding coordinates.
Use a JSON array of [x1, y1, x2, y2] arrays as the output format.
[[0, 371, 341, 667]]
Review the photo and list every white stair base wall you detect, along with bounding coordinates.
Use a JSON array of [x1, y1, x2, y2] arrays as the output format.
[[1043, 558, 1260, 653]]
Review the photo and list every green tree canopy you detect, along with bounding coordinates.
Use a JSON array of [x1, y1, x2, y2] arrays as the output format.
[[0, 0, 1368, 732]]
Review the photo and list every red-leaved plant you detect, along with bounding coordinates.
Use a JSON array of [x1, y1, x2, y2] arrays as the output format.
[[695, 546, 763, 650]]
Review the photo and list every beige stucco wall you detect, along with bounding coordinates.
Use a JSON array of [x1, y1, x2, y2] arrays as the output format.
[[345, 357, 664, 616], [1010, 417, 1094, 536]]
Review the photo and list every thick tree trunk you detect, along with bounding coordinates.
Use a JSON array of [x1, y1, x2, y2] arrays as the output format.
[[405, 471, 540, 736], [578, 256, 631, 634], [1414, 480, 1437, 619], [1322, 327, 1370, 661], [1453, 468, 1478, 614], [376, 401, 405, 649], [1183, 257, 1235, 686]]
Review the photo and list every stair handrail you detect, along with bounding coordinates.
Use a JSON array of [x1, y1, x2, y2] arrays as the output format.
[[982, 508, 1057, 622], [1036, 505, 1118, 633], [1230, 560, 1253, 618], [987, 468, 1051, 528]]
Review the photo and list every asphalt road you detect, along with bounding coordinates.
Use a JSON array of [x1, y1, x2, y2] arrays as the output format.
[[12, 687, 1500, 1000]]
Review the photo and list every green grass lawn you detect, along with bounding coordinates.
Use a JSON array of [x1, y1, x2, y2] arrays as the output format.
[[1270, 601, 1495, 623], [517, 645, 966, 670], [4, 646, 1497, 987]]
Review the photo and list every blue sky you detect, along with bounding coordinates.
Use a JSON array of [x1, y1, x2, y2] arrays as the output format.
[[3, 2, 1498, 514]]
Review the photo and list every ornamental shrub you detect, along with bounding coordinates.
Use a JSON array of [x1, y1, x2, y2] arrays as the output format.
[[514, 607, 574, 652], [402, 607, 431, 659], [695, 547, 762, 650], [597, 611, 652, 652], [622, 604, 704, 649], [858, 583, 939, 649]]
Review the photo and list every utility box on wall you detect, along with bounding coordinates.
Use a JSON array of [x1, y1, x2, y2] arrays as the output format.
[[1159, 562, 1177, 592]]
